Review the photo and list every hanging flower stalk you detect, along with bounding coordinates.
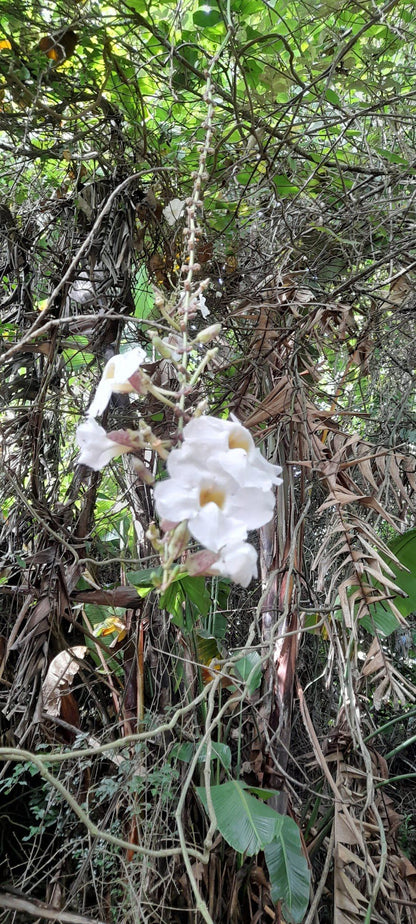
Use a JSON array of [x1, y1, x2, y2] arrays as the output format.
[[74, 55, 282, 590]]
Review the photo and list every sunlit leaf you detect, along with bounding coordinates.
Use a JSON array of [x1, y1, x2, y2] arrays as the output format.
[[193, 7, 223, 27]]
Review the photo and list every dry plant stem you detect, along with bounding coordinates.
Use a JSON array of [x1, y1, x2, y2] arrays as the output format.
[[0, 686, 211, 763], [82, 610, 120, 715], [296, 682, 382, 883], [0, 311, 145, 348], [174, 681, 222, 924], [0, 893, 105, 924], [304, 826, 335, 924], [364, 800, 388, 923], [0, 596, 32, 683], [202, 679, 220, 853], [3, 464, 80, 563]]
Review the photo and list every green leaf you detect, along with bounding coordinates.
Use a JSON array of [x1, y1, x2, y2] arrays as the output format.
[[193, 7, 222, 27], [171, 741, 194, 762], [273, 174, 299, 196], [359, 607, 400, 637], [62, 348, 95, 370], [197, 780, 280, 855], [197, 781, 309, 920], [236, 169, 255, 186], [264, 815, 310, 923], [200, 606, 228, 641], [196, 633, 222, 666], [375, 148, 408, 165], [336, 528, 416, 637], [370, 529, 416, 625], [160, 582, 185, 626], [325, 88, 341, 106], [245, 786, 276, 800], [127, 567, 162, 586], [133, 266, 155, 318], [172, 740, 231, 769], [181, 576, 211, 617], [199, 741, 231, 770], [234, 651, 262, 693]]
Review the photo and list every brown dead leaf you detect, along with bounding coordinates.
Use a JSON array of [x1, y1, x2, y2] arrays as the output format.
[[373, 676, 390, 710], [42, 646, 87, 716], [361, 638, 385, 677], [335, 807, 362, 847], [391, 855, 416, 899]]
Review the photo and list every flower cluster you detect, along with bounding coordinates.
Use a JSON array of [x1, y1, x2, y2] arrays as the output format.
[[154, 416, 282, 586], [75, 347, 282, 587]]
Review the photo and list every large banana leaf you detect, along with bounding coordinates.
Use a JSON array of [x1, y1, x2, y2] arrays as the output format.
[[197, 781, 310, 922], [197, 780, 278, 855], [264, 816, 310, 923]]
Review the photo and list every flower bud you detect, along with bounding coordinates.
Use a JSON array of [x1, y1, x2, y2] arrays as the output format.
[[150, 333, 176, 359], [146, 522, 164, 551], [167, 521, 190, 560], [131, 457, 154, 484], [195, 323, 222, 344]]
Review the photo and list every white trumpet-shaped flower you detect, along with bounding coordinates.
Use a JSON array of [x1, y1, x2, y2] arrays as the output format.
[[210, 541, 258, 588], [76, 418, 131, 471], [88, 347, 147, 417], [155, 419, 278, 544], [173, 415, 283, 490], [154, 469, 250, 551]]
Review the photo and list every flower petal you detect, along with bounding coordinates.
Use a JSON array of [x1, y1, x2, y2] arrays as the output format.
[[153, 478, 200, 523], [225, 487, 276, 529], [211, 541, 258, 587], [180, 415, 282, 489], [189, 504, 247, 552]]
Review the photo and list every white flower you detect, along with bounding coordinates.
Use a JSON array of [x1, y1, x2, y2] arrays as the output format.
[[68, 276, 95, 304], [210, 541, 258, 588], [169, 416, 282, 491], [154, 450, 276, 551], [154, 470, 249, 551], [76, 418, 131, 471], [162, 198, 185, 226], [88, 347, 147, 417]]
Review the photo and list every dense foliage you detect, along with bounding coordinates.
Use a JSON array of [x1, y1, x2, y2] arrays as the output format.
[[1, 0, 416, 921]]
